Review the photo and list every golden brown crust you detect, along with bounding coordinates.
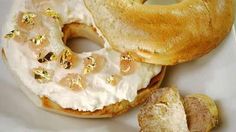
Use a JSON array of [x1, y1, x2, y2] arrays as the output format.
[[85, 0, 234, 65], [41, 67, 166, 118]]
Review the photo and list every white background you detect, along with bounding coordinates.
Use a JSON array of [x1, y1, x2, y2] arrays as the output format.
[[0, 0, 236, 132]]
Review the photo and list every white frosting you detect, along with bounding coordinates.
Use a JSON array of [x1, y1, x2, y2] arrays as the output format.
[[2, 0, 162, 111]]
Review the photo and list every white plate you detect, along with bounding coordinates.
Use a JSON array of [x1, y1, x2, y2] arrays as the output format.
[[0, 1, 236, 132]]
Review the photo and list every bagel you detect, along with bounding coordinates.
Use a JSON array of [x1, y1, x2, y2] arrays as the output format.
[[85, 0, 234, 65], [1, 0, 165, 118]]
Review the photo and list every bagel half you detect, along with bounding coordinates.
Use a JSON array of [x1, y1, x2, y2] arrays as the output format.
[[85, 0, 234, 65], [2, 23, 166, 118]]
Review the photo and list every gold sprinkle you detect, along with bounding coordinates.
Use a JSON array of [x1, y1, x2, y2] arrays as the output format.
[[45, 8, 60, 20], [22, 12, 37, 25], [83, 64, 96, 75], [44, 52, 57, 61], [83, 56, 96, 74], [60, 49, 73, 69], [83, 54, 106, 75], [4, 30, 20, 39], [60, 73, 86, 91], [87, 56, 96, 64], [121, 65, 131, 73], [33, 67, 53, 83], [120, 52, 136, 75], [121, 52, 133, 61], [106, 75, 121, 86], [30, 35, 46, 46], [69, 75, 83, 89], [38, 52, 57, 63]]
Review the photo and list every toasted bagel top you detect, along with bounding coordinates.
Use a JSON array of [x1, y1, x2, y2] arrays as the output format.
[[85, 0, 234, 65]]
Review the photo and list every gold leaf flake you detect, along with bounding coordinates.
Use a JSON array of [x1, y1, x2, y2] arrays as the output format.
[[121, 52, 133, 61], [22, 12, 37, 25], [45, 8, 60, 20], [44, 52, 57, 61], [60, 49, 73, 69], [60, 73, 86, 91], [120, 52, 136, 75], [87, 56, 96, 64], [83, 56, 96, 74], [30, 35, 46, 46], [38, 52, 57, 63], [83, 54, 106, 75], [4, 30, 20, 39], [106, 74, 121, 86], [33, 67, 53, 83]]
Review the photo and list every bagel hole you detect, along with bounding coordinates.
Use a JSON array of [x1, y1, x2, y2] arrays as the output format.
[[66, 37, 102, 53], [144, 0, 177, 5], [62, 23, 104, 53]]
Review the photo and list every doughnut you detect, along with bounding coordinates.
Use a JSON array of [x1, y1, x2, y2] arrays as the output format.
[[85, 0, 234, 65], [1, 0, 165, 118]]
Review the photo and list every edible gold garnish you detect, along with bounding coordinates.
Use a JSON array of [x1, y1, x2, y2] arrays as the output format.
[[60, 73, 86, 91], [87, 56, 96, 64], [83, 64, 96, 75], [45, 8, 60, 20], [120, 52, 136, 75], [38, 52, 57, 63], [4, 30, 20, 39], [30, 35, 46, 46], [60, 49, 73, 69], [121, 63, 131, 73], [121, 52, 133, 61], [33, 67, 53, 83], [106, 74, 121, 86], [83, 54, 106, 75], [83, 56, 96, 74], [22, 12, 37, 25]]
